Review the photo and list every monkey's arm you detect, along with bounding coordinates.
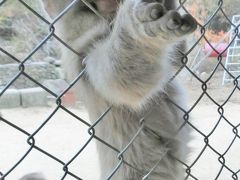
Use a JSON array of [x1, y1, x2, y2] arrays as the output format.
[[85, 1, 196, 108]]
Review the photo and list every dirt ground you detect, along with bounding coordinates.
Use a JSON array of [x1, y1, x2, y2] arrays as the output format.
[[0, 70, 240, 180], [1, 104, 239, 180]]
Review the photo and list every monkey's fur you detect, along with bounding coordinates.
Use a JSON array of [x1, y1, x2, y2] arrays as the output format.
[[24, 0, 197, 179]]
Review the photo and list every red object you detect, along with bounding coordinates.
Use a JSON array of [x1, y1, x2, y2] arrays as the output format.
[[204, 43, 228, 57], [62, 90, 76, 107]]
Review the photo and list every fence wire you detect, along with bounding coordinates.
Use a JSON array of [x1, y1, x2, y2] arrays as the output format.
[[0, 0, 240, 180]]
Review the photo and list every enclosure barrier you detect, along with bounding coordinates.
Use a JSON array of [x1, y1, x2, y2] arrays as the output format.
[[0, 0, 240, 179]]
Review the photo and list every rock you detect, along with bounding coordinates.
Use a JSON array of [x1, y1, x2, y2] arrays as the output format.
[[0, 52, 15, 64], [20, 88, 48, 107], [42, 79, 68, 95], [0, 89, 21, 108], [0, 62, 60, 88], [0, 27, 16, 39]]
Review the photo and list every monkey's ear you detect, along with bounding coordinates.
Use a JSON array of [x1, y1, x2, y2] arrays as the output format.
[[41, 0, 69, 18]]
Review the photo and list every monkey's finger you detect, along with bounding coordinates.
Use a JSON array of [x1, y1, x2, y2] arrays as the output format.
[[134, 2, 166, 22]]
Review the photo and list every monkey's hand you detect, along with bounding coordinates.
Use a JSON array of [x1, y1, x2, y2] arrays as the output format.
[[118, 0, 197, 44], [85, 0, 197, 108]]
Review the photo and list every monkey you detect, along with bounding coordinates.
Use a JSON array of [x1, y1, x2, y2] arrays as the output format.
[[20, 0, 197, 179]]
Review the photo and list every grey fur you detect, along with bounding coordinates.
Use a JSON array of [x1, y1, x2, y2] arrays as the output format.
[[26, 0, 197, 179]]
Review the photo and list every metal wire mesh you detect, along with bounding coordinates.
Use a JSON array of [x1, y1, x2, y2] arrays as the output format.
[[0, 0, 240, 179]]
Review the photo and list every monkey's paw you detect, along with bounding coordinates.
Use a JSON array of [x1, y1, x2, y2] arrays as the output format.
[[132, 1, 197, 41]]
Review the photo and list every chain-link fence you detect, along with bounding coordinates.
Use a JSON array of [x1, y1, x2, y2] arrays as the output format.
[[0, 0, 240, 179]]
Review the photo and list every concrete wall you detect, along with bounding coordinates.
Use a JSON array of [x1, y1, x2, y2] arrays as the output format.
[[0, 79, 76, 108], [0, 62, 60, 89], [0, 88, 48, 108]]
